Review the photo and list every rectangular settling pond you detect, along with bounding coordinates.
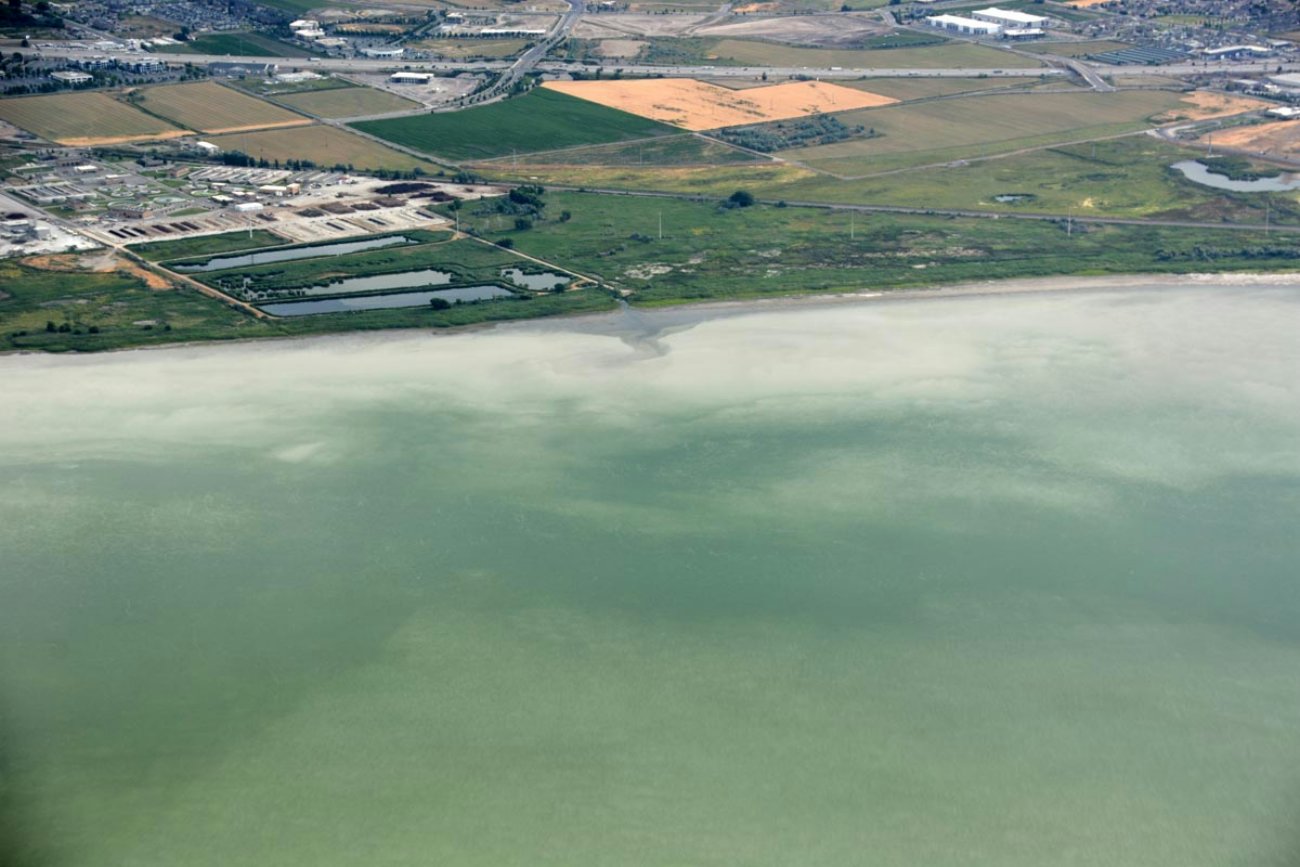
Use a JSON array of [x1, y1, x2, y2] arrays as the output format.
[[260, 285, 514, 316], [174, 235, 416, 272]]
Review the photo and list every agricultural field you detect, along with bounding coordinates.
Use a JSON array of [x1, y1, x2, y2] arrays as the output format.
[[778, 90, 1200, 176], [353, 88, 676, 162], [0, 92, 183, 145], [236, 76, 355, 97], [135, 82, 312, 134], [168, 31, 314, 57], [275, 86, 422, 119], [846, 77, 1046, 101], [705, 39, 1043, 69], [473, 133, 764, 167], [543, 79, 895, 131], [446, 189, 1300, 304], [208, 124, 440, 173]]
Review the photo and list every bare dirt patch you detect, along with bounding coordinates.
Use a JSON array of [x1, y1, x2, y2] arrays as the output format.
[[542, 79, 897, 131], [1154, 91, 1274, 123], [697, 13, 888, 46], [596, 38, 648, 58], [1200, 119, 1300, 158], [24, 251, 172, 289], [573, 13, 707, 38]]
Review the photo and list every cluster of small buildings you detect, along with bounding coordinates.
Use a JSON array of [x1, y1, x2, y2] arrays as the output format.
[[925, 7, 1050, 40], [289, 17, 406, 58]]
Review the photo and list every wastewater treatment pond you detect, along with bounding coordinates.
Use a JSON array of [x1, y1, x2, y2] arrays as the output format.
[[259, 284, 514, 315]]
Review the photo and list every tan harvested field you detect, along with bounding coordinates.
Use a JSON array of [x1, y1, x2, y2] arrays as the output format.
[[779, 90, 1187, 175], [275, 86, 421, 119], [0, 91, 184, 145], [851, 77, 1042, 101], [1154, 91, 1275, 122], [136, 82, 311, 134], [208, 124, 438, 172], [541, 79, 897, 131], [709, 39, 1043, 69], [1199, 120, 1300, 158]]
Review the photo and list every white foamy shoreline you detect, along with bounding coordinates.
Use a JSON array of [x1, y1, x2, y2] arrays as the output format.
[[5, 270, 1300, 359]]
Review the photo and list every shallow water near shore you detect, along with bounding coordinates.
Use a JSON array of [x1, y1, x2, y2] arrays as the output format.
[[2, 284, 1300, 866]]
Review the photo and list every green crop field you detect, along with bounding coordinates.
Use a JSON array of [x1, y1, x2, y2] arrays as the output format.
[[474, 133, 764, 167], [275, 86, 422, 119], [779, 90, 1186, 175], [208, 124, 440, 173], [169, 31, 314, 57], [0, 92, 182, 144], [135, 82, 311, 133], [353, 88, 677, 162], [707, 39, 1043, 69]]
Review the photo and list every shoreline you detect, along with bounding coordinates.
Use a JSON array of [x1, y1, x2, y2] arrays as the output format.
[[5, 270, 1300, 359]]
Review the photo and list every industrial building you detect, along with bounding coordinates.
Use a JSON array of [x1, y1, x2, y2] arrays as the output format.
[[391, 72, 434, 84], [971, 7, 1051, 29], [926, 14, 1002, 37], [361, 46, 405, 59], [50, 70, 92, 85]]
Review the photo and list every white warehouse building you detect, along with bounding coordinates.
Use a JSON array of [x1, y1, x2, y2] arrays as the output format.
[[972, 7, 1051, 28], [926, 14, 1002, 36]]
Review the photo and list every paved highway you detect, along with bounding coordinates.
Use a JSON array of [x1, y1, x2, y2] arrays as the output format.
[[31, 41, 1300, 82]]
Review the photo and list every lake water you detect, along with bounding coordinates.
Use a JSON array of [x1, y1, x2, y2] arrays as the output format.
[[1171, 160, 1300, 192], [259, 284, 513, 315], [3, 285, 1300, 866], [174, 235, 414, 272]]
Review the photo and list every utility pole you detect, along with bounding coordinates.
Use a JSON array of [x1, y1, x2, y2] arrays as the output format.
[[1067, 208, 1073, 237], [850, 211, 855, 240], [658, 210, 663, 240], [1265, 197, 1271, 235]]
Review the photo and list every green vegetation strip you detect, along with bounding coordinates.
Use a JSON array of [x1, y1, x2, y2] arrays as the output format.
[[133, 230, 288, 261], [353, 89, 677, 162], [448, 190, 1300, 304]]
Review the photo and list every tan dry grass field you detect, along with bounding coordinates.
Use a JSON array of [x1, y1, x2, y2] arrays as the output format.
[[135, 82, 312, 134], [208, 124, 437, 172], [275, 86, 421, 119], [541, 79, 896, 131], [1200, 119, 1300, 158], [0, 92, 185, 145]]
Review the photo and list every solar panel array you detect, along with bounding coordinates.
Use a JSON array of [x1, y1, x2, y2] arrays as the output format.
[[1089, 46, 1189, 65]]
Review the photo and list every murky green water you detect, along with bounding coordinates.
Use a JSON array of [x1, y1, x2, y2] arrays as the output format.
[[2, 285, 1299, 866]]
